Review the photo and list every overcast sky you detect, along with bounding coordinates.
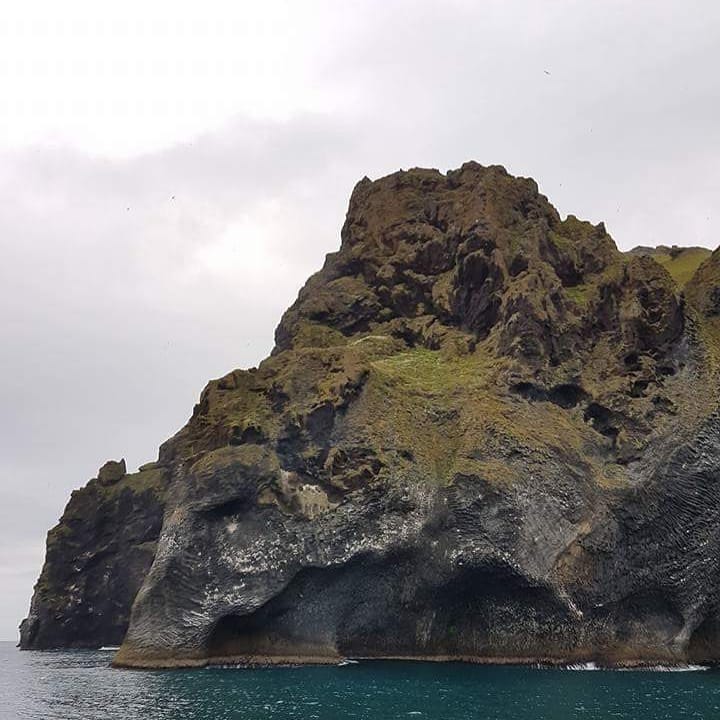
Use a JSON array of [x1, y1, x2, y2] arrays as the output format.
[[1, 0, 719, 641]]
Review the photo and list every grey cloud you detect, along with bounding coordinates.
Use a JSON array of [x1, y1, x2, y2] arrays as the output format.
[[0, 114, 365, 638]]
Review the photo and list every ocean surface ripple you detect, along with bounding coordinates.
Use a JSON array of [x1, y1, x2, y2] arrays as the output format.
[[1, 643, 719, 719]]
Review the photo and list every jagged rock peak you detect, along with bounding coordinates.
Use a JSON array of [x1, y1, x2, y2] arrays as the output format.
[[275, 163, 688, 393], [97, 459, 126, 486]]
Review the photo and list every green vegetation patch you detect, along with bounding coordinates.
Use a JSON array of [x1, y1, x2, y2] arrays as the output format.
[[290, 322, 348, 350], [354, 345, 602, 488], [370, 347, 506, 394], [652, 248, 711, 289], [564, 283, 592, 307], [101, 466, 168, 500]]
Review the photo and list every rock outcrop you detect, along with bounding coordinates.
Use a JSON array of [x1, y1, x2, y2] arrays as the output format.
[[21, 163, 720, 667], [19, 462, 168, 649]]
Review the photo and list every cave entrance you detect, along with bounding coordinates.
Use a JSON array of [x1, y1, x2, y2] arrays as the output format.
[[206, 613, 269, 658]]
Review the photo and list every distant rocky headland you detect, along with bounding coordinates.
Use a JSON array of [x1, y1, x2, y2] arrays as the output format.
[[20, 162, 720, 669]]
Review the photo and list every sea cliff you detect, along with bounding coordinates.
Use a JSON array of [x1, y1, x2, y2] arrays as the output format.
[[21, 163, 720, 668]]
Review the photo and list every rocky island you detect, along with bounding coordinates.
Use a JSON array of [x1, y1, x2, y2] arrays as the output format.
[[20, 162, 720, 668]]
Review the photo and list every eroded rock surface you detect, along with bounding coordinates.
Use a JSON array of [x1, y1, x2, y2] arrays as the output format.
[[19, 463, 169, 649], [21, 163, 720, 666]]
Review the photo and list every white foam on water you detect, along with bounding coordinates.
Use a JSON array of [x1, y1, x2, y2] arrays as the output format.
[[618, 664, 710, 673], [98, 647, 120, 651], [546, 662, 710, 672]]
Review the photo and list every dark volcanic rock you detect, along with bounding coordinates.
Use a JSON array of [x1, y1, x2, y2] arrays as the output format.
[[19, 462, 169, 649], [21, 162, 720, 667], [97, 459, 126, 487]]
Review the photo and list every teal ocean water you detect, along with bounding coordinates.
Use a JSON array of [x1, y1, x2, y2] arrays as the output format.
[[1, 642, 719, 719]]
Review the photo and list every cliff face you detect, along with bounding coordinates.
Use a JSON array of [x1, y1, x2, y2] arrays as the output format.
[[22, 163, 720, 667], [20, 461, 169, 649]]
